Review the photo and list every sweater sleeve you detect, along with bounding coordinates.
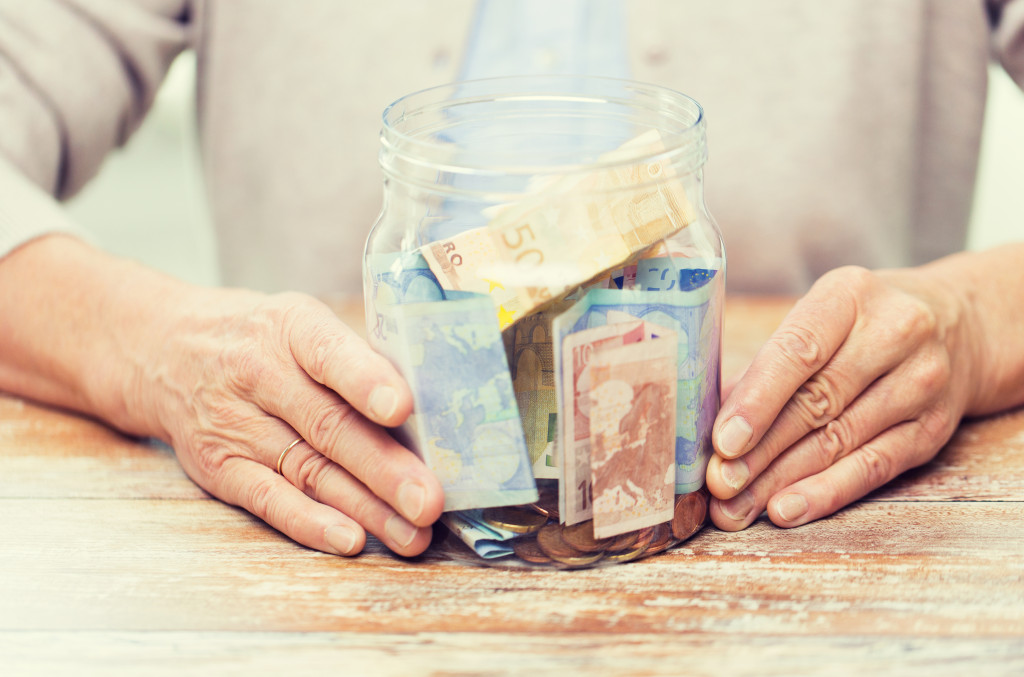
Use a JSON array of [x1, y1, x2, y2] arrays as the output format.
[[989, 0, 1024, 88], [0, 0, 189, 259]]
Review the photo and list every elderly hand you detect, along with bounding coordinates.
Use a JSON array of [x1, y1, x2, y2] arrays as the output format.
[[149, 287, 446, 556], [705, 264, 980, 530], [0, 235, 444, 558]]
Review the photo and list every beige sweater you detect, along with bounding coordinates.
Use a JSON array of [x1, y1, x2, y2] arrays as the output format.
[[1, 0, 1022, 295]]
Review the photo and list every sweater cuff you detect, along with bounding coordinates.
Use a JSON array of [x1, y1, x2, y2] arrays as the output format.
[[0, 154, 91, 259]]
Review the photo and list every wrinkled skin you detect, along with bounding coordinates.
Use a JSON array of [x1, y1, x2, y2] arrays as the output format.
[[0, 236, 444, 557], [705, 261, 1011, 530], [4, 237, 1022, 556], [151, 288, 446, 556]]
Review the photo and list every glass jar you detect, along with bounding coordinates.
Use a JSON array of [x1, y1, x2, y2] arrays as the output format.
[[364, 76, 724, 568]]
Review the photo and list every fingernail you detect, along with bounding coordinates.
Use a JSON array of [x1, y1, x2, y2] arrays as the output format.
[[368, 385, 398, 421], [720, 490, 755, 522], [385, 514, 418, 549], [325, 525, 357, 556], [397, 481, 426, 522], [718, 416, 753, 458], [776, 493, 809, 522], [720, 458, 750, 491]]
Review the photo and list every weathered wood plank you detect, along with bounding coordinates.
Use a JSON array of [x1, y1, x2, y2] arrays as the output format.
[[0, 395, 204, 499], [2, 498, 1020, 636], [2, 631, 1022, 677]]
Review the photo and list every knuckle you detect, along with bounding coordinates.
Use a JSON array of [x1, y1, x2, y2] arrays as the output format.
[[917, 406, 957, 448], [910, 350, 952, 395], [184, 433, 234, 481], [813, 417, 856, 466], [277, 294, 353, 385], [291, 450, 335, 497], [852, 445, 894, 489], [304, 401, 362, 457], [821, 265, 874, 298], [306, 327, 352, 386], [246, 474, 279, 520], [881, 296, 937, 347], [791, 373, 844, 428], [772, 324, 827, 372]]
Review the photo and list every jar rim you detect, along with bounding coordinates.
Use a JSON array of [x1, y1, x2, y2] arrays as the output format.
[[379, 75, 707, 184]]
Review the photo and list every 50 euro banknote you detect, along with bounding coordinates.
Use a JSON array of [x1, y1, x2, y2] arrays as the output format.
[[419, 130, 697, 330]]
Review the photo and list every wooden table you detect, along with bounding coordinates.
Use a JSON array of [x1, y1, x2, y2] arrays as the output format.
[[2, 297, 1022, 676]]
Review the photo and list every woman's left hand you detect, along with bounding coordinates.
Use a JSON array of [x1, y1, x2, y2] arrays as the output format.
[[705, 263, 981, 530]]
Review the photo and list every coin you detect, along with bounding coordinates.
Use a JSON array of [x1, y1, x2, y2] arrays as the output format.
[[535, 524, 580, 560], [561, 521, 616, 553], [604, 541, 648, 563], [671, 488, 710, 540], [644, 523, 677, 556], [603, 526, 654, 562], [604, 530, 640, 552], [512, 536, 553, 564], [536, 523, 604, 566], [549, 549, 605, 567], [482, 506, 550, 534]]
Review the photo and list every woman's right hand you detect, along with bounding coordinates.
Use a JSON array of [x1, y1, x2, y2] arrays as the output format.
[[144, 286, 447, 557], [0, 235, 444, 557]]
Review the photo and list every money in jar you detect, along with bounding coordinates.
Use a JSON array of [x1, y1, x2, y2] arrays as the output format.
[[363, 76, 723, 568]]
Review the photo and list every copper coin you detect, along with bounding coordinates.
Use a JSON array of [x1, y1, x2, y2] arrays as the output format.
[[482, 506, 549, 534], [604, 526, 656, 563], [549, 549, 605, 568], [605, 530, 640, 552], [561, 521, 616, 553], [671, 488, 710, 541], [604, 540, 649, 563], [644, 523, 677, 556], [512, 536, 553, 564], [535, 524, 580, 560], [535, 524, 603, 566]]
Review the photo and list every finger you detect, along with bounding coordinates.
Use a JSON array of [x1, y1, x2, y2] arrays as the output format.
[[766, 416, 947, 528], [275, 436, 434, 556], [283, 295, 413, 427], [713, 268, 862, 459], [217, 455, 369, 556], [255, 378, 445, 527], [736, 338, 910, 471], [708, 355, 903, 500], [708, 320, 953, 505], [708, 369, 923, 529]]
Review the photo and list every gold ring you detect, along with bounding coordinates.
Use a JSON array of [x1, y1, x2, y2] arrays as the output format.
[[276, 438, 304, 475]]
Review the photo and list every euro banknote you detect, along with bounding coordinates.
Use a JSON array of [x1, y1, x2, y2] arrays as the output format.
[[440, 510, 517, 559], [557, 318, 647, 525], [419, 131, 696, 330], [374, 293, 538, 511], [553, 281, 720, 493], [588, 327, 678, 538]]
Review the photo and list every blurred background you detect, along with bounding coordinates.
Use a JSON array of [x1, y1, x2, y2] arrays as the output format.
[[65, 52, 1024, 290]]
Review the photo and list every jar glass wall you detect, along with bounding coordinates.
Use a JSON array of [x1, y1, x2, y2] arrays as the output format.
[[364, 76, 724, 567]]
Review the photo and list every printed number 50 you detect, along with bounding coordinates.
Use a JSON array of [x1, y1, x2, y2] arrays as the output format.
[[502, 224, 544, 264]]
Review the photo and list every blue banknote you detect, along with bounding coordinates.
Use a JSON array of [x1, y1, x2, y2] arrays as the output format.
[[553, 277, 721, 493], [377, 293, 538, 511], [441, 510, 517, 559]]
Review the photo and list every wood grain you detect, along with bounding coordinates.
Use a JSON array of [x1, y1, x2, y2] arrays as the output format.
[[2, 295, 1023, 676], [1, 498, 1020, 635]]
